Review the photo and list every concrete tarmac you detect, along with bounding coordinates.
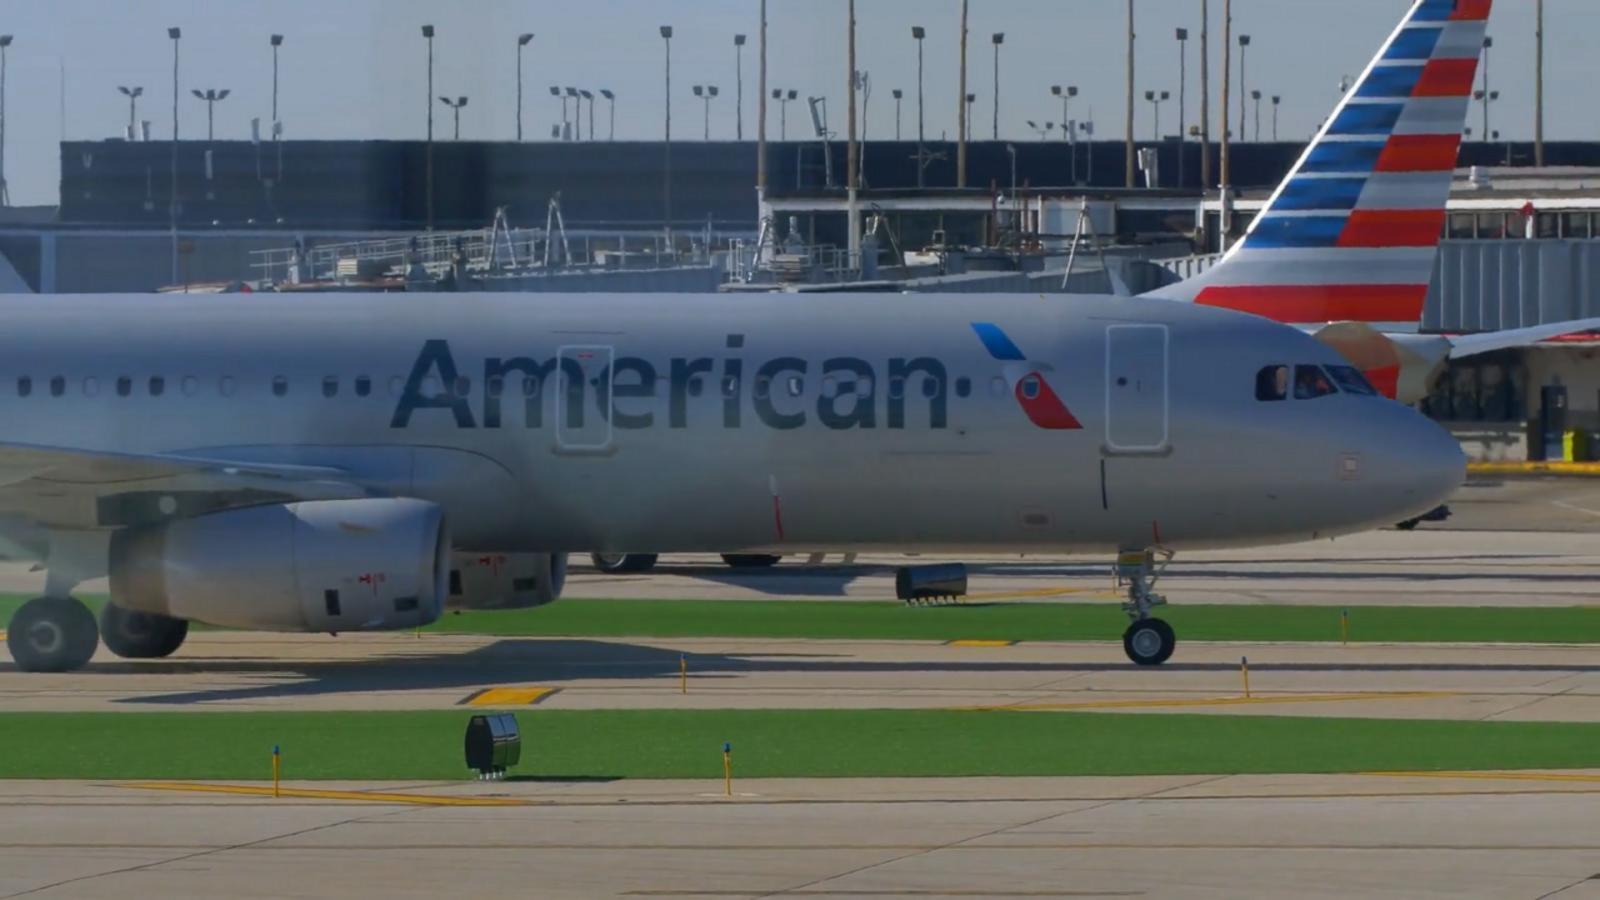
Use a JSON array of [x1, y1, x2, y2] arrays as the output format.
[[2, 633, 1597, 722], [1, 774, 1598, 899]]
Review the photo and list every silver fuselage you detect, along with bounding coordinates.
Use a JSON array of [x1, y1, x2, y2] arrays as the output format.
[[0, 292, 1463, 555]]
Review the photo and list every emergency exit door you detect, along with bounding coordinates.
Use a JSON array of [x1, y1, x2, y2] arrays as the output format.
[[1104, 324, 1169, 454]]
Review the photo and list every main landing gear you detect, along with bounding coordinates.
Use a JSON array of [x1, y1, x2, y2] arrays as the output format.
[[99, 604, 189, 660], [6, 597, 99, 673], [1116, 548, 1177, 666]]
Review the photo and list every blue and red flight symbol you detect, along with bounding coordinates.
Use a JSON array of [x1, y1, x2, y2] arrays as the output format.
[[970, 323, 1082, 430]]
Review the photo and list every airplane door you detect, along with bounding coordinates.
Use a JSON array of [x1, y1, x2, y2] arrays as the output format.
[[1104, 324, 1169, 454], [556, 345, 614, 453]]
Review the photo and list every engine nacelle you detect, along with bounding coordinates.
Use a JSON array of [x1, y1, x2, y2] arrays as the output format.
[[109, 499, 449, 632], [448, 553, 567, 610]]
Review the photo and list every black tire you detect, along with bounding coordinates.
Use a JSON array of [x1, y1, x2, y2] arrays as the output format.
[[721, 554, 782, 569], [590, 553, 659, 574], [99, 603, 189, 660], [1122, 617, 1176, 666], [7, 597, 99, 673]]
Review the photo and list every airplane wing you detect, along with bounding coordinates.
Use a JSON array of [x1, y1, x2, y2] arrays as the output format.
[[1445, 318, 1600, 359], [0, 441, 369, 531]]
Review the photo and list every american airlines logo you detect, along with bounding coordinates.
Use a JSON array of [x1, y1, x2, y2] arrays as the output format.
[[390, 330, 1079, 433]]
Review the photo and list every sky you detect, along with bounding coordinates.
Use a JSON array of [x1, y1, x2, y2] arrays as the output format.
[[0, 0, 1589, 206]]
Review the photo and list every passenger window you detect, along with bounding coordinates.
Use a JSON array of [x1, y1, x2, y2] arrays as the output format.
[[181, 376, 199, 396], [753, 376, 771, 400], [721, 375, 739, 398], [485, 376, 504, 398], [687, 376, 705, 397], [1255, 365, 1288, 402], [922, 378, 942, 399], [989, 376, 1007, 397], [1293, 365, 1338, 400], [786, 376, 804, 398], [522, 376, 539, 397], [856, 376, 874, 398], [355, 376, 372, 397], [821, 376, 839, 399], [1325, 365, 1378, 397], [453, 376, 472, 397], [49, 376, 64, 397], [389, 376, 404, 397], [1021, 375, 1042, 400], [955, 377, 972, 398], [421, 376, 440, 397], [220, 376, 237, 397], [116, 376, 132, 397], [273, 376, 289, 397], [149, 376, 165, 397], [888, 378, 906, 400], [83, 377, 99, 397], [16, 377, 30, 398], [322, 377, 339, 398]]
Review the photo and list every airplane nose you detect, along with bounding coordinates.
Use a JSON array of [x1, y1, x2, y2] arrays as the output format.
[[1380, 409, 1467, 519]]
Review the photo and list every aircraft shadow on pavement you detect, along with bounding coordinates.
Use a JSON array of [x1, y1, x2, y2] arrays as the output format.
[[50, 638, 1600, 707]]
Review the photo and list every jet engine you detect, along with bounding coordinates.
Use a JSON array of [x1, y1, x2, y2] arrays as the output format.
[[109, 499, 449, 632], [448, 552, 568, 610]]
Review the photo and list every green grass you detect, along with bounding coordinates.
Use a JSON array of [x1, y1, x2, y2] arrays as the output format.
[[0, 710, 1596, 781], [429, 599, 1599, 645], [3, 595, 1596, 645]]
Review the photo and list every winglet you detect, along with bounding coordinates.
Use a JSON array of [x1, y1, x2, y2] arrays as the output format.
[[1151, 0, 1492, 327]]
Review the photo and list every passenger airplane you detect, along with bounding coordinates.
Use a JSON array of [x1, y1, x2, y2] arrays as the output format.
[[1149, 0, 1581, 404], [2, 0, 1471, 673]]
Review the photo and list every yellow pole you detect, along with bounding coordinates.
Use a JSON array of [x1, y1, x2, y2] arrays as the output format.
[[723, 742, 732, 797], [272, 745, 281, 799], [1241, 656, 1251, 699], [1341, 609, 1349, 646], [680, 654, 687, 695]]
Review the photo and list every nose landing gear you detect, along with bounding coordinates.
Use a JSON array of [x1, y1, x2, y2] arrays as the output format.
[[1117, 548, 1177, 666]]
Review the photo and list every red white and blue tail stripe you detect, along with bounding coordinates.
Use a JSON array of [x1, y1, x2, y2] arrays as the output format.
[[1152, 0, 1491, 328]]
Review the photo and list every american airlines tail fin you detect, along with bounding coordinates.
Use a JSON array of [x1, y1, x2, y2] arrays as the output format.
[[1151, 0, 1491, 327]]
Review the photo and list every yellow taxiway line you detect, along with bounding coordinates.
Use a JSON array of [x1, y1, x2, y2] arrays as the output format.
[[119, 782, 530, 806], [460, 687, 557, 707], [1365, 770, 1600, 785], [969, 691, 1457, 713], [1469, 461, 1600, 477]]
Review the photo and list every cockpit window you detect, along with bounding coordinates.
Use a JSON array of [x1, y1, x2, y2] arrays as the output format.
[[1255, 365, 1288, 402], [1325, 365, 1379, 396], [1293, 365, 1338, 400]]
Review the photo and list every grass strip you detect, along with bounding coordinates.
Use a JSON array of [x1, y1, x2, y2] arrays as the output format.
[[0, 709, 1596, 781]]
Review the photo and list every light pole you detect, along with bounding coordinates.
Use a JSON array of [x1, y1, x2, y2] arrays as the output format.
[[734, 34, 746, 140], [661, 25, 673, 239], [1176, 27, 1188, 187], [1250, 89, 1261, 141], [1052, 84, 1078, 183], [1026, 120, 1055, 141], [1271, 94, 1280, 140], [1480, 35, 1493, 140], [421, 24, 435, 230], [1124, 0, 1135, 188], [191, 88, 230, 141], [1082, 118, 1095, 184], [892, 88, 903, 140], [600, 89, 615, 140], [439, 95, 468, 140], [168, 27, 180, 282], [1535, 1, 1544, 166], [693, 85, 719, 140], [270, 34, 283, 133], [516, 33, 533, 141], [565, 87, 580, 140], [118, 85, 144, 139], [772, 89, 796, 139], [580, 89, 594, 142], [991, 33, 1004, 140], [0, 34, 10, 206], [1238, 33, 1250, 142], [1145, 90, 1168, 141], [912, 25, 926, 187], [965, 93, 976, 140], [551, 86, 569, 140]]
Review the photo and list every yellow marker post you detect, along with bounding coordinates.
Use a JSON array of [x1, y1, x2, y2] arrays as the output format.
[[680, 654, 687, 695], [1341, 608, 1349, 646], [722, 742, 732, 797], [1240, 657, 1251, 699], [271, 745, 281, 799]]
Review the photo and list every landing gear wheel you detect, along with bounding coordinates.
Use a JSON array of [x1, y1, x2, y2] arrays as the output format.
[[721, 554, 782, 569], [7, 597, 99, 673], [590, 553, 659, 574], [99, 604, 189, 659], [1122, 618, 1176, 667]]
